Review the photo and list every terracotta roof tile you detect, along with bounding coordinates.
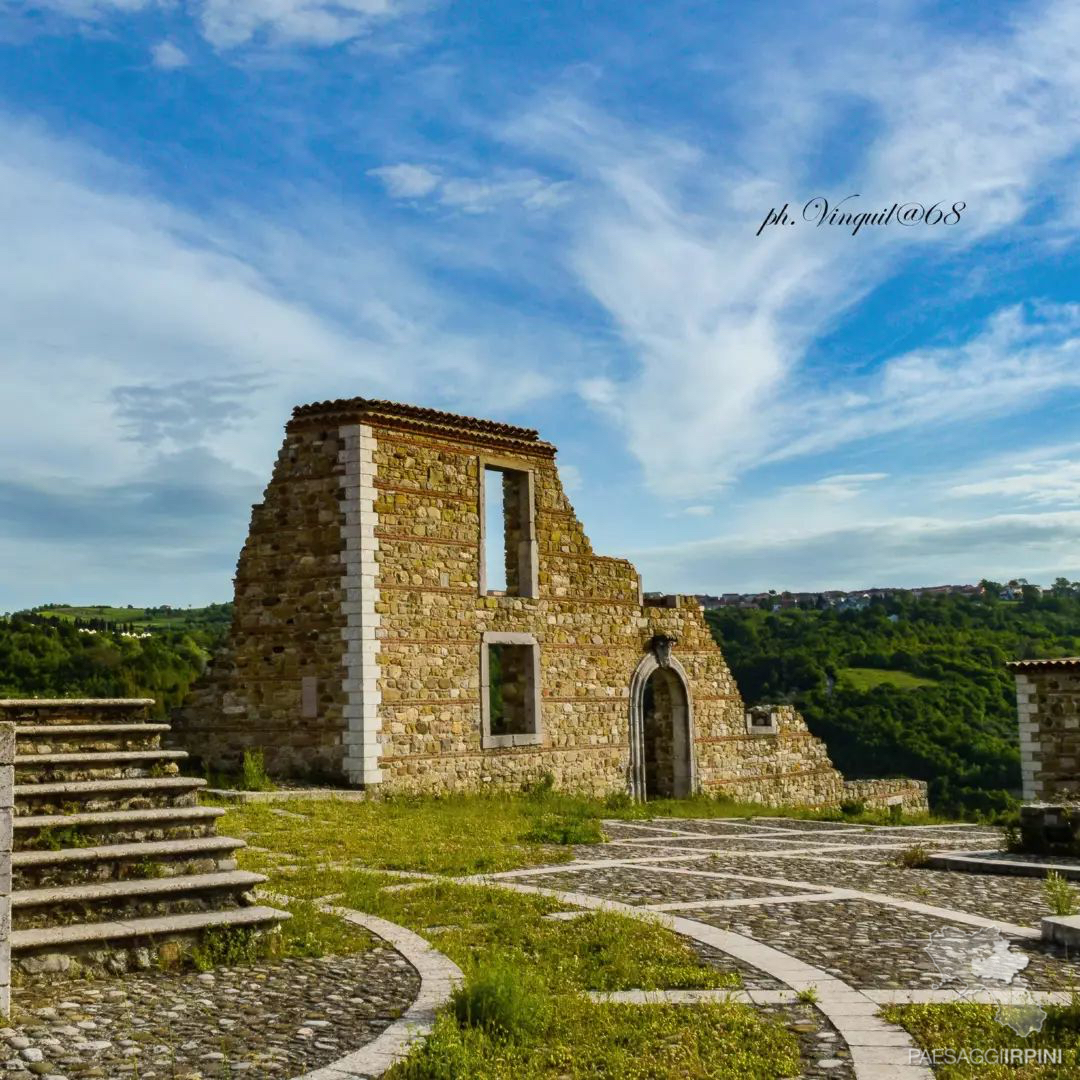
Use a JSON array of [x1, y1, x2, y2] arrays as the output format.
[[290, 396, 544, 442]]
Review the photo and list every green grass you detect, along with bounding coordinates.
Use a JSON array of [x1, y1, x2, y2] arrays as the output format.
[[883, 1001, 1080, 1078], [838, 666, 941, 691], [1045, 871, 1078, 917], [229, 792, 804, 1079], [216, 789, 952, 884], [391, 997, 799, 1079], [284, 874, 784, 1079]]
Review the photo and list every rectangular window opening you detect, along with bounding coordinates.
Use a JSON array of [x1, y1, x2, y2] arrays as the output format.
[[482, 463, 536, 597], [487, 644, 534, 736], [481, 633, 542, 748]]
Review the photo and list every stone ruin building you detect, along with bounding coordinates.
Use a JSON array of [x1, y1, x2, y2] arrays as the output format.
[[174, 396, 927, 812], [1010, 657, 1080, 803], [1009, 657, 1080, 852]]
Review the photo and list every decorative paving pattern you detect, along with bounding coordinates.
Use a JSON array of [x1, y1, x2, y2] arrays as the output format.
[[477, 817, 1073, 1080], [694, 852, 1057, 927], [2, 947, 420, 1079], [682, 898, 1080, 990], [520, 865, 819, 906]]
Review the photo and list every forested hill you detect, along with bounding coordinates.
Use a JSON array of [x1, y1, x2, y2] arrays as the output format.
[[0, 606, 233, 716], [706, 591, 1080, 817], [3, 593, 1078, 816]]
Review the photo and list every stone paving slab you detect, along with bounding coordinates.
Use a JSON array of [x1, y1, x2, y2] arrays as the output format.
[[680, 898, 1080, 991], [2, 947, 419, 1079], [518, 865, 821, 907], [687, 851, 1056, 927]]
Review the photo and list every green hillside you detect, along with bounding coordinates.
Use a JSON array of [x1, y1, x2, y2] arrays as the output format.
[[3, 589, 1078, 816], [33, 603, 233, 633], [706, 587, 1080, 817], [837, 667, 940, 691], [0, 606, 233, 716]]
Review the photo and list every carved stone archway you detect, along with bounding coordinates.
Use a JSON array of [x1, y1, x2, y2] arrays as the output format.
[[628, 640, 697, 801]]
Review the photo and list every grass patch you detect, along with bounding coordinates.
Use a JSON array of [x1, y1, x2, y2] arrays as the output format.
[[216, 790, 952, 884], [216, 794, 581, 876], [838, 666, 940, 691], [893, 844, 934, 868], [240, 749, 276, 792], [391, 997, 799, 1079], [223, 793, 819, 1078], [329, 876, 738, 993], [1045, 871, 1078, 917], [277, 897, 374, 958], [883, 1000, 1080, 1077]]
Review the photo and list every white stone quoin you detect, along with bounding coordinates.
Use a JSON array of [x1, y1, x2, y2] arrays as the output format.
[[339, 423, 384, 787]]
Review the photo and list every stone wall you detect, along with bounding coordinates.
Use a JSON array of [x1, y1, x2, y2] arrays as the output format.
[[0, 720, 12, 1018], [841, 778, 929, 815], [1011, 660, 1080, 801], [174, 397, 925, 812]]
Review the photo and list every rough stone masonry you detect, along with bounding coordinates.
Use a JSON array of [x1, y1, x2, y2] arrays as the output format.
[[0, 720, 12, 1018], [1009, 657, 1080, 802], [173, 396, 926, 812]]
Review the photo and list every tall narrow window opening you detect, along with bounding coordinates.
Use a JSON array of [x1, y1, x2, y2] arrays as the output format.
[[480, 461, 538, 597]]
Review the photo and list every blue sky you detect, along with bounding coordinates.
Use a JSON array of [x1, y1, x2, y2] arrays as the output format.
[[2, 0, 1080, 611]]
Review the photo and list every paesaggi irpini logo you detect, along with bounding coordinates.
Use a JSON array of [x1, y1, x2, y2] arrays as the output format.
[[757, 194, 965, 236]]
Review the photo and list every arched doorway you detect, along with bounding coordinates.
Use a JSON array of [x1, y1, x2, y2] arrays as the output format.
[[629, 644, 695, 800]]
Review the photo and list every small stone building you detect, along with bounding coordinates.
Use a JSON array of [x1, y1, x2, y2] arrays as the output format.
[[1010, 657, 1080, 802], [174, 396, 925, 811]]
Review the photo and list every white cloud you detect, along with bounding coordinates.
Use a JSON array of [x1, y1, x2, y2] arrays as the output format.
[[503, 0, 1080, 499], [0, 114, 575, 609], [368, 163, 440, 199], [8, 0, 150, 14], [197, 0, 404, 48], [5, 0, 426, 50], [681, 504, 713, 516], [948, 450, 1080, 507], [787, 474, 889, 501], [369, 162, 569, 214], [631, 509, 1080, 594], [558, 463, 583, 493], [151, 40, 189, 69]]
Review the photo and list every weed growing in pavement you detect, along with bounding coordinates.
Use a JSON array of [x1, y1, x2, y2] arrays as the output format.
[[1046, 871, 1079, 917]]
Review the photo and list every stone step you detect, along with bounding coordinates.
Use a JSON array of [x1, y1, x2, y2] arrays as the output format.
[[15, 775, 207, 815], [14, 804, 226, 844], [17, 749, 187, 763], [16, 724, 171, 736], [13, 869, 268, 930], [0, 698, 156, 726], [15, 748, 188, 784], [13, 835, 246, 889], [16, 725, 171, 755], [11, 905, 291, 966]]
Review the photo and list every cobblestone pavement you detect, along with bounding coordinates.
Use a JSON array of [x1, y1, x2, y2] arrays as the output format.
[[2, 946, 420, 1080], [484, 817, 1070, 1080]]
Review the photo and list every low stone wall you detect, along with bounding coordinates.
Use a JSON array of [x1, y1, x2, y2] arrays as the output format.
[[1, 720, 12, 1017], [1018, 803, 1080, 856], [841, 777, 929, 815]]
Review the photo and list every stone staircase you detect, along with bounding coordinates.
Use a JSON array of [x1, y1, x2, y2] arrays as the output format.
[[1, 698, 289, 975]]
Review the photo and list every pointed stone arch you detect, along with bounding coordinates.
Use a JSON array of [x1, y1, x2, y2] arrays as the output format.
[[628, 645, 697, 801]]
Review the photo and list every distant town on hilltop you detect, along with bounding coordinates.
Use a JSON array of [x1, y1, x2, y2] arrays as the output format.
[[673, 577, 1078, 612]]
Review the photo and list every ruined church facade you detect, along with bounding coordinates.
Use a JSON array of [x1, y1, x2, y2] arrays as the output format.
[[174, 397, 926, 811]]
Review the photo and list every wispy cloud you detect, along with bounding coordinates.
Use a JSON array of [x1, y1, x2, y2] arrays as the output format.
[[7, 0, 431, 49], [369, 161, 569, 214], [150, 39, 189, 69], [501, 0, 1080, 498]]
